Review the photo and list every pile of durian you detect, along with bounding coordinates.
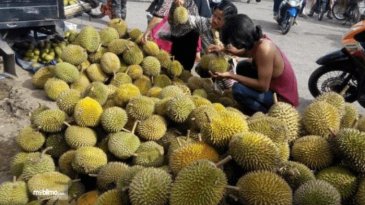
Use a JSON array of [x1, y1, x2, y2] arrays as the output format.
[[1, 18, 365, 205]]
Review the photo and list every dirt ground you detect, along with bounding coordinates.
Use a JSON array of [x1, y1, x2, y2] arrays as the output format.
[[0, 62, 56, 183]]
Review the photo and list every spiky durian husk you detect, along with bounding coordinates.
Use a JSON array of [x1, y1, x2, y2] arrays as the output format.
[[72, 146, 108, 174], [293, 180, 341, 205], [236, 171, 293, 205], [86, 63, 108, 82], [0, 180, 29, 205], [170, 160, 227, 205], [278, 161, 315, 191], [96, 162, 129, 191], [137, 115, 167, 141], [291, 135, 333, 170], [108, 132, 141, 159], [74, 97, 103, 127], [101, 106, 128, 133], [32, 65, 54, 89], [126, 96, 155, 120]]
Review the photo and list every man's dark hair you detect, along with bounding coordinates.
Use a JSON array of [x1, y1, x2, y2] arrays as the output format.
[[213, 0, 238, 17], [221, 14, 263, 50]]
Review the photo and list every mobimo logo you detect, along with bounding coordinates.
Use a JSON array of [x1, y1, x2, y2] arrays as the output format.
[[32, 189, 68, 200]]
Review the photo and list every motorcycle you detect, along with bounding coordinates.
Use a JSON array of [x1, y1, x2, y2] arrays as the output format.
[[276, 0, 303, 34], [308, 20, 365, 108]]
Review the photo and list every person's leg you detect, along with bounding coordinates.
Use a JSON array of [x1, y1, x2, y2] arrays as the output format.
[[299, 0, 307, 15], [231, 83, 274, 115], [273, 0, 282, 16], [120, 0, 127, 20], [171, 31, 200, 71], [111, 0, 122, 18]]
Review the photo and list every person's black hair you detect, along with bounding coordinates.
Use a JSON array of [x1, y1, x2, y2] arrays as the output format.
[[213, 0, 238, 17], [221, 14, 263, 50]]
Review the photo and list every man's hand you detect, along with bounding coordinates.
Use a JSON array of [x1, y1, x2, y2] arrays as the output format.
[[142, 30, 151, 43], [224, 44, 246, 56], [175, 0, 184, 6], [207, 44, 224, 53], [210, 71, 232, 79]]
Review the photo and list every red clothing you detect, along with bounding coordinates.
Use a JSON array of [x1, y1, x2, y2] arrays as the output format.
[[270, 44, 299, 107]]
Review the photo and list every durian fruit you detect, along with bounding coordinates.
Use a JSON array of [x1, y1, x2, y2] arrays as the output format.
[[156, 50, 171, 68], [116, 165, 145, 191], [10, 152, 36, 177], [188, 105, 219, 131], [137, 115, 167, 141], [168, 60, 183, 78], [77, 191, 99, 205], [58, 150, 77, 178], [268, 100, 300, 143], [166, 95, 196, 123], [21, 149, 56, 180], [108, 131, 141, 159], [293, 180, 341, 205], [108, 38, 132, 55], [74, 97, 103, 127], [193, 89, 208, 98], [154, 74, 172, 88], [128, 28, 143, 41], [30, 104, 50, 125], [142, 41, 160, 56], [123, 46, 144, 65], [101, 106, 128, 133], [129, 168, 172, 205], [75, 25, 100, 52], [108, 18, 128, 37], [86, 64, 108, 82], [356, 178, 365, 205], [100, 52, 121, 75], [277, 142, 290, 162], [96, 162, 129, 191], [141, 56, 161, 77], [315, 91, 346, 116], [110, 72, 132, 87], [302, 101, 341, 137], [33, 109, 67, 133], [68, 181, 86, 200], [291, 135, 333, 170], [70, 74, 90, 94], [133, 75, 152, 95], [278, 161, 315, 191], [248, 116, 288, 143], [89, 47, 107, 63], [191, 95, 211, 108], [229, 132, 280, 171], [56, 89, 81, 115], [159, 85, 185, 99], [202, 110, 249, 148], [61, 44, 88, 66], [80, 60, 91, 71], [95, 189, 123, 205], [133, 141, 164, 167], [341, 103, 359, 128], [113, 83, 141, 107], [28, 171, 71, 200], [54, 62, 80, 83], [170, 160, 227, 205], [126, 96, 155, 120], [84, 82, 109, 105], [235, 171, 293, 205], [208, 55, 229, 73], [0, 179, 29, 205], [187, 76, 204, 91], [316, 166, 357, 200], [147, 86, 162, 98], [199, 53, 216, 70], [179, 70, 193, 82], [32, 65, 54, 89], [64, 125, 97, 149], [154, 97, 172, 116], [127, 64, 143, 80], [169, 142, 219, 174], [44, 78, 70, 101], [16, 126, 45, 152], [173, 6, 189, 25], [99, 27, 119, 46], [167, 134, 195, 157], [72, 146, 108, 174], [45, 133, 70, 158], [335, 128, 365, 173]]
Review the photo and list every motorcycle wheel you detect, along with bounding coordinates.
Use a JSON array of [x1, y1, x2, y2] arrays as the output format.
[[332, 1, 346, 20], [280, 16, 294, 35], [308, 64, 360, 102]]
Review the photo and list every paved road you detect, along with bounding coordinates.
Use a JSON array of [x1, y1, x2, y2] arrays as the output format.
[[68, 0, 364, 112]]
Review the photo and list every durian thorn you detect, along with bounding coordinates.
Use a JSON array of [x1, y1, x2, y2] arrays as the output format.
[[226, 185, 240, 191], [63, 121, 72, 127], [176, 138, 182, 147], [273, 92, 278, 104], [131, 120, 139, 134], [204, 112, 212, 123], [216, 155, 232, 167], [88, 174, 98, 177], [339, 85, 350, 96]]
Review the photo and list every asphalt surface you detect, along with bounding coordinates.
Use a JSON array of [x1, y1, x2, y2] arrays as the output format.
[[67, 0, 364, 112]]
